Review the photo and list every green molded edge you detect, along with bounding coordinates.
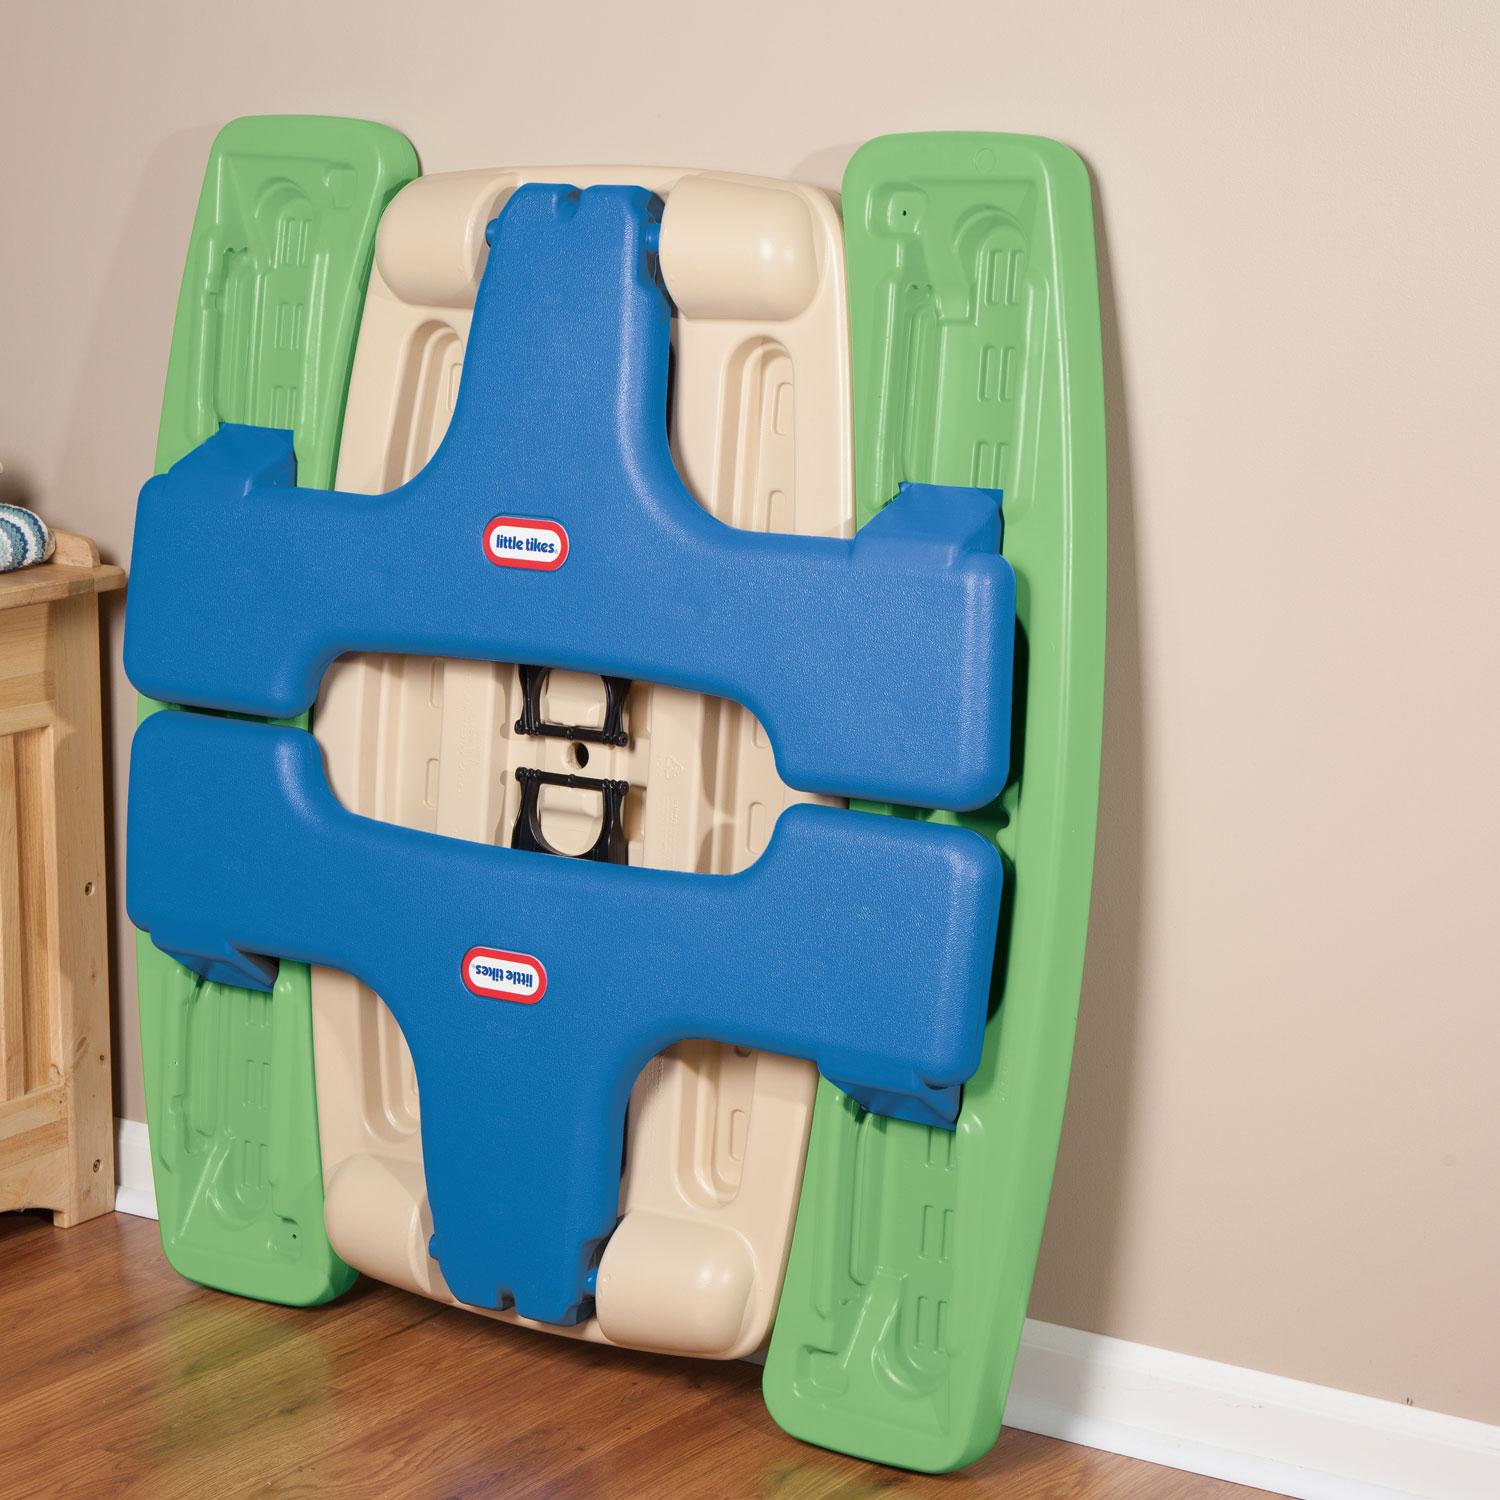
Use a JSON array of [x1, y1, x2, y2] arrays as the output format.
[[762, 133, 1107, 1471], [136, 115, 418, 1306]]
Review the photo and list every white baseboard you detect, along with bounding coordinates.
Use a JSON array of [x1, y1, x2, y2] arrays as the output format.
[[1008, 1320, 1499, 1500], [110, 1117, 1498, 1498], [114, 1117, 157, 1221]]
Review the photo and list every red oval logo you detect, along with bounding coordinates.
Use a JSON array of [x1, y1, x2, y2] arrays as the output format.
[[483, 516, 569, 571], [461, 946, 548, 1004]]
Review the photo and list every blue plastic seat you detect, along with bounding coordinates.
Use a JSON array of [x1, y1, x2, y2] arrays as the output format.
[[125, 184, 1016, 812], [128, 712, 1002, 1324]]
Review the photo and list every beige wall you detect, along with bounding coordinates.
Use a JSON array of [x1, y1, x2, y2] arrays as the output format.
[[2, 0, 1495, 1426]]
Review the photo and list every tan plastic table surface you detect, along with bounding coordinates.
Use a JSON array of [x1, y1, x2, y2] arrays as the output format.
[[310, 166, 854, 1359]]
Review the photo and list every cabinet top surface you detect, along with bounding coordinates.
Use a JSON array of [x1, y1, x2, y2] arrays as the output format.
[[0, 531, 124, 613]]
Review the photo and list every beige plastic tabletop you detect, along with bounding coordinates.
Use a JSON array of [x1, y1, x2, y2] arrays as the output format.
[[310, 165, 853, 1358]]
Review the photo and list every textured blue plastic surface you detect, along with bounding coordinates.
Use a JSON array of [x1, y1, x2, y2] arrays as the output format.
[[124, 184, 1016, 813], [127, 711, 1002, 1325]]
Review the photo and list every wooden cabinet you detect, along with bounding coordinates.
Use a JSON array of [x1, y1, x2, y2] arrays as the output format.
[[0, 531, 123, 1224]]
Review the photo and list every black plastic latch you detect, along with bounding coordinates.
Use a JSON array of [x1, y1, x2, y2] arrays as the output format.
[[512, 767, 630, 865], [514, 665, 631, 748]]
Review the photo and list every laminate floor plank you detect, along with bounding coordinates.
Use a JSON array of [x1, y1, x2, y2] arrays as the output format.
[[0, 1212, 1282, 1500]]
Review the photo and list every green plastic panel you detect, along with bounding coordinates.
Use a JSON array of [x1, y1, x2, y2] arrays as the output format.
[[137, 115, 417, 1306], [762, 133, 1107, 1471]]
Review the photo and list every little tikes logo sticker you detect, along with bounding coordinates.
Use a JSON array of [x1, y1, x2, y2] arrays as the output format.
[[462, 946, 548, 1004], [483, 515, 569, 571]]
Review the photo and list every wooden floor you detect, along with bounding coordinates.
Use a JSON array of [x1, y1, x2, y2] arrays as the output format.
[[0, 1212, 1280, 1499]]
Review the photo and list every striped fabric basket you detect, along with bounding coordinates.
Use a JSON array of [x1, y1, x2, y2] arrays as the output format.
[[0, 504, 54, 571]]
